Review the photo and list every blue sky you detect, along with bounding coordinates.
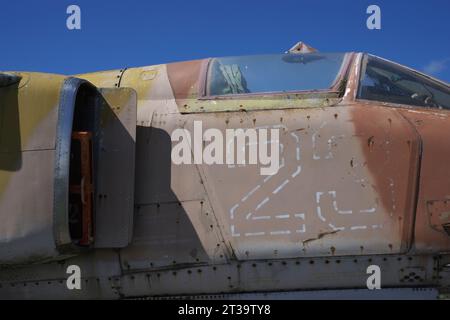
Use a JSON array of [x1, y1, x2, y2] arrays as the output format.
[[0, 0, 449, 82]]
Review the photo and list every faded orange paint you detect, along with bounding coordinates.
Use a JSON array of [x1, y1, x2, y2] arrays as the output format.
[[167, 59, 204, 101], [350, 103, 421, 252], [398, 108, 450, 252]]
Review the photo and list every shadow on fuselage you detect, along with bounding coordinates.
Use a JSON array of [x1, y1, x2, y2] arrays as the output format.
[[0, 83, 22, 172], [124, 126, 210, 269]]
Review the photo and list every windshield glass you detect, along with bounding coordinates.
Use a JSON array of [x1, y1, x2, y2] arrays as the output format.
[[358, 55, 450, 109], [206, 53, 346, 96]]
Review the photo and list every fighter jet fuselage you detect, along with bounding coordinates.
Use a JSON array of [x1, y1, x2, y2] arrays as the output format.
[[0, 49, 449, 299]]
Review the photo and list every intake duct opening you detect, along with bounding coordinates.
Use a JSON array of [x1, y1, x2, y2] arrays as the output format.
[[68, 83, 98, 247]]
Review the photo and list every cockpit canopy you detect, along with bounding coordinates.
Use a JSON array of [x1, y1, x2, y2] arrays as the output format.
[[206, 53, 347, 96]]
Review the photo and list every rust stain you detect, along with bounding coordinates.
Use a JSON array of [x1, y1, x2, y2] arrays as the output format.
[[302, 230, 341, 246], [330, 246, 336, 255], [367, 136, 375, 151]]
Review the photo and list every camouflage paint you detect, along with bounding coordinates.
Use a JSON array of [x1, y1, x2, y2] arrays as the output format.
[[0, 51, 449, 299]]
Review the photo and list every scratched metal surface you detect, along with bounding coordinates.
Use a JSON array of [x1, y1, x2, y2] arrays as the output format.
[[179, 106, 418, 260]]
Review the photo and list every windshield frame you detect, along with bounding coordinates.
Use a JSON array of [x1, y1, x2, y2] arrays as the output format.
[[198, 52, 353, 100]]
